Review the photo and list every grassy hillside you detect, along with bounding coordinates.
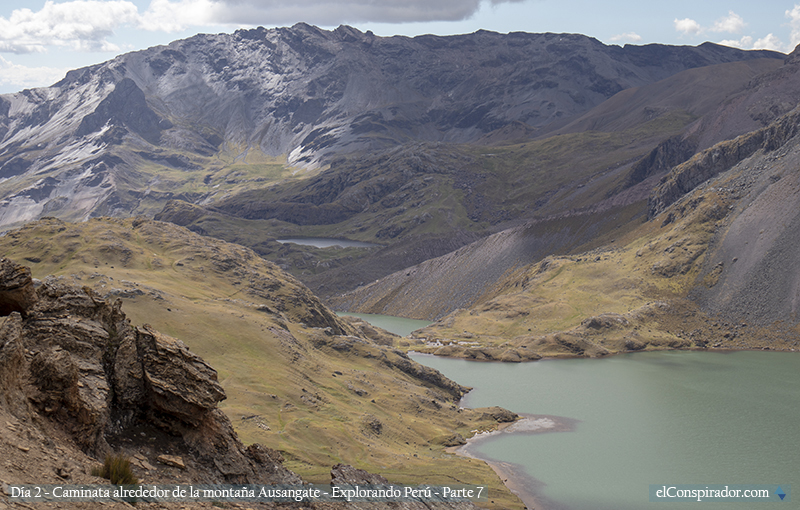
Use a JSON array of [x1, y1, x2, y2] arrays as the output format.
[[329, 200, 647, 321], [404, 164, 800, 360], [0, 217, 524, 509]]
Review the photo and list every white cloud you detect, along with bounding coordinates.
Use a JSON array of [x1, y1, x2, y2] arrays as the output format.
[[677, 9, 784, 50], [0, 55, 69, 90], [752, 33, 784, 51], [676, 11, 745, 37], [674, 18, 702, 36], [139, 0, 522, 28], [711, 11, 745, 33], [718, 33, 787, 52], [139, 0, 225, 32], [786, 5, 800, 50], [0, 0, 139, 54], [609, 32, 642, 43], [718, 36, 753, 49]]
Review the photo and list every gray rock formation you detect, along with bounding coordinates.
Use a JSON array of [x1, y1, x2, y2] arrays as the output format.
[[649, 106, 800, 217], [0, 257, 298, 484]]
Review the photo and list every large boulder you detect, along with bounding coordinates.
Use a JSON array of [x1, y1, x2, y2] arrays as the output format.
[[136, 325, 226, 427]]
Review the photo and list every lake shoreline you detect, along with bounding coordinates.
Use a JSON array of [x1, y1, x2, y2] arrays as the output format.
[[449, 414, 577, 510], [412, 345, 800, 364]]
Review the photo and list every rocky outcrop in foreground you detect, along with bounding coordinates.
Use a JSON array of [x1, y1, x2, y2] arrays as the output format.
[[0, 257, 298, 485], [0, 256, 486, 509]]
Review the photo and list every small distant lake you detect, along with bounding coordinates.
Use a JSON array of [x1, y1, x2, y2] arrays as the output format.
[[335, 312, 432, 337], [276, 237, 381, 248]]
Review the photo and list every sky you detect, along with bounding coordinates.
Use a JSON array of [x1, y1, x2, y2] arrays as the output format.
[[1, 0, 800, 93]]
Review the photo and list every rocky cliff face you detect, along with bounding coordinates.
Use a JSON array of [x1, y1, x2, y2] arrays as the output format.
[[0, 24, 782, 229], [638, 45, 800, 216], [649, 106, 800, 217], [0, 257, 299, 485]]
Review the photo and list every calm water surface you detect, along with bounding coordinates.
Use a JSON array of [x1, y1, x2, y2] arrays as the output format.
[[277, 237, 380, 248], [336, 312, 432, 337], [411, 351, 800, 510]]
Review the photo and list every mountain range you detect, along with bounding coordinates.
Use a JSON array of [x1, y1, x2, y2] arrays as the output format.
[[3, 23, 800, 509], [1, 21, 798, 366], [0, 24, 782, 231]]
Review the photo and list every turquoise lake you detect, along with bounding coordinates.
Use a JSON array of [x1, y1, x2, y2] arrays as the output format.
[[336, 312, 432, 337], [344, 313, 798, 509], [411, 350, 799, 510]]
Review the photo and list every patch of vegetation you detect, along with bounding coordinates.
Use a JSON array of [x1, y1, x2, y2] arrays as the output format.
[[91, 454, 139, 485]]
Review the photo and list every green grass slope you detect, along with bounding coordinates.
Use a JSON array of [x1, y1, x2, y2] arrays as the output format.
[[0, 217, 523, 509]]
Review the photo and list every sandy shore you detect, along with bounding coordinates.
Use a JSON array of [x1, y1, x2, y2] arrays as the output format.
[[450, 414, 576, 510]]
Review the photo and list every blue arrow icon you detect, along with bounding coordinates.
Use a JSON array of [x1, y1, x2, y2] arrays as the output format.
[[776, 487, 786, 501]]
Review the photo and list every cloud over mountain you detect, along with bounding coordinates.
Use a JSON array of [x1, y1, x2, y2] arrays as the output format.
[[0, 0, 530, 48], [197, 0, 526, 26]]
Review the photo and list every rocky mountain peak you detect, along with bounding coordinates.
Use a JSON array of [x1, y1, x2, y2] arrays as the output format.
[[75, 77, 171, 144], [0, 25, 787, 230]]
